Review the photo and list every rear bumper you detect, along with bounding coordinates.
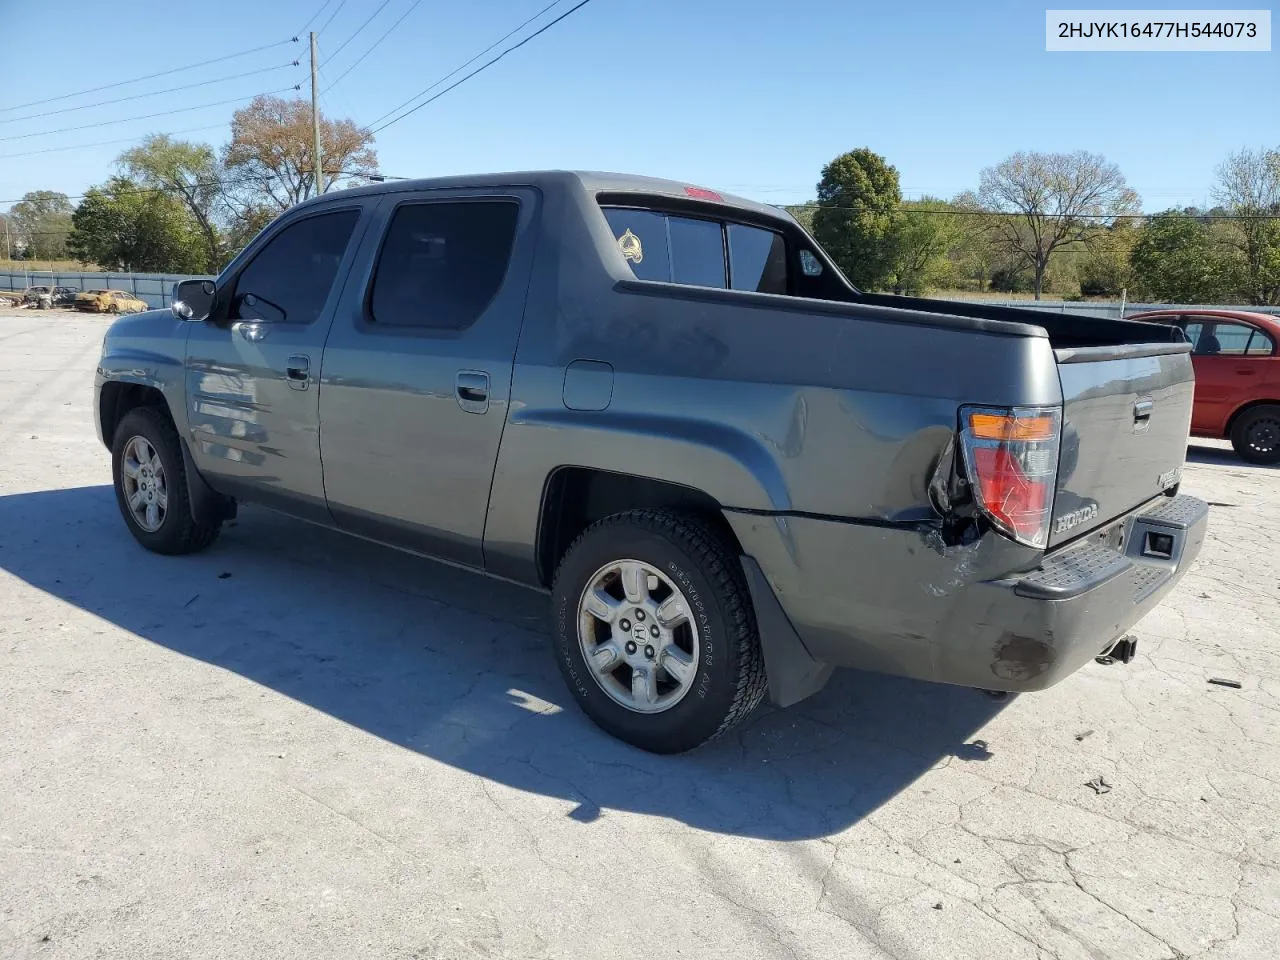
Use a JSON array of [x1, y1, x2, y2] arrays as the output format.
[[729, 494, 1207, 698]]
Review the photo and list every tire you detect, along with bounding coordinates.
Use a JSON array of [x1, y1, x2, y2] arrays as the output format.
[[111, 406, 222, 554], [551, 510, 767, 753], [1230, 405, 1280, 465], [108, 303, 119, 314]]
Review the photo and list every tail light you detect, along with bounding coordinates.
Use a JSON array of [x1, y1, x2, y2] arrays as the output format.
[[959, 405, 1061, 548]]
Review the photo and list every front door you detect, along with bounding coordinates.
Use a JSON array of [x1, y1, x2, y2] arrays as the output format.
[[185, 206, 366, 520], [318, 189, 539, 567]]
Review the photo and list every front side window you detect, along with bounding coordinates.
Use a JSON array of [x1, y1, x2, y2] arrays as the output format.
[[368, 200, 519, 331], [231, 210, 359, 324]]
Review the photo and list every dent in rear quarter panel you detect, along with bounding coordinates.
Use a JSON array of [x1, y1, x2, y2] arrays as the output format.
[[95, 310, 193, 442], [481, 175, 1065, 590]]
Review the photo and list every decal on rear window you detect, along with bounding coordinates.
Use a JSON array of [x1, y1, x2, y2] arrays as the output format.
[[617, 228, 644, 264]]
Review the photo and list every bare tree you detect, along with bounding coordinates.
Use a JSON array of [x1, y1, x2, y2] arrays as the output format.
[[1213, 146, 1280, 305], [978, 151, 1139, 299], [222, 95, 378, 212]]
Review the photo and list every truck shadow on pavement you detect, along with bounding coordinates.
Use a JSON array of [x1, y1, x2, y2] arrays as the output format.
[[1, 485, 1009, 841]]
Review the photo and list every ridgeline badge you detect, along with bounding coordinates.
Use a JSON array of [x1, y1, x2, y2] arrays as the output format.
[[617, 228, 644, 264]]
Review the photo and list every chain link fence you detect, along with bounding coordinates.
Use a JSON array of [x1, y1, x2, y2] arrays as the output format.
[[0, 270, 215, 309]]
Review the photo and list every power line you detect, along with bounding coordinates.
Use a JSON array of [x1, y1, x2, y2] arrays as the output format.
[[326, 0, 395, 62], [317, 0, 349, 35], [298, 0, 336, 33], [0, 87, 302, 143], [367, 0, 567, 129], [0, 63, 301, 126], [782, 204, 1280, 220], [0, 40, 298, 114], [0, 169, 392, 206], [373, 0, 598, 134], [0, 124, 230, 161], [323, 0, 424, 93]]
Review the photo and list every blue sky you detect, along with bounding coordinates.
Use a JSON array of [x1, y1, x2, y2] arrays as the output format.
[[2, 0, 1276, 212]]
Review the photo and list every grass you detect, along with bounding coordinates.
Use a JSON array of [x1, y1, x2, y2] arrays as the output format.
[[0, 260, 97, 273]]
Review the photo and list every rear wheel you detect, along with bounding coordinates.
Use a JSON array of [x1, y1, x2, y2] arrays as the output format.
[[112, 407, 222, 554], [551, 510, 767, 753], [1230, 405, 1280, 465]]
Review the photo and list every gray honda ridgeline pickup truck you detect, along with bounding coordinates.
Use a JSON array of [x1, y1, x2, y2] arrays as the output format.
[[95, 171, 1206, 753]]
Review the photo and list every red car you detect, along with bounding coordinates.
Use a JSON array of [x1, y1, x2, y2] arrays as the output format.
[[1128, 309, 1280, 464]]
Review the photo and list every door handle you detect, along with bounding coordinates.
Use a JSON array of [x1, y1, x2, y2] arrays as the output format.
[[286, 355, 310, 390], [1133, 396, 1153, 432], [456, 370, 490, 413], [1237, 368, 1256, 376]]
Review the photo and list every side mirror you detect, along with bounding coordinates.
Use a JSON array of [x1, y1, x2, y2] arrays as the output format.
[[172, 279, 215, 321]]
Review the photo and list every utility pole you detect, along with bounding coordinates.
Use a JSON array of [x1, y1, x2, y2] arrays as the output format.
[[310, 31, 326, 197]]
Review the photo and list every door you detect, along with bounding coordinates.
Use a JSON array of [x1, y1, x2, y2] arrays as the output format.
[[1182, 318, 1277, 435], [185, 206, 366, 520], [318, 189, 539, 567]]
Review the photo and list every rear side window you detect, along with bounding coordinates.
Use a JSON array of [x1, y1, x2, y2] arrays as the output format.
[[602, 208, 726, 288], [369, 200, 519, 330], [232, 209, 359, 324], [728, 223, 788, 294], [669, 217, 726, 287]]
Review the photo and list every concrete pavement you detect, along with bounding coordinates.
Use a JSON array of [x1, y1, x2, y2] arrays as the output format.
[[2, 311, 1279, 959]]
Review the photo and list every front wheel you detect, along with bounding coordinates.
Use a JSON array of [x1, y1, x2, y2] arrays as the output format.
[[112, 407, 222, 554], [551, 510, 767, 753], [1230, 405, 1280, 465]]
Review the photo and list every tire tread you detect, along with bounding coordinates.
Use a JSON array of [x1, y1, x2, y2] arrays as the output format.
[[114, 406, 222, 554], [553, 508, 767, 749]]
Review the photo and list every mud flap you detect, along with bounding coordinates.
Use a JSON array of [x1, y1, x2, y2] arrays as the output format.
[[740, 555, 833, 707], [180, 438, 237, 525]]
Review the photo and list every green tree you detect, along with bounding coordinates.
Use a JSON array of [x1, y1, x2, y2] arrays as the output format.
[[784, 202, 818, 234], [1213, 147, 1280, 305], [886, 197, 960, 294], [1078, 221, 1137, 297], [68, 178, 208, 273], [811, 148, 901, 290], [10, 190, 74, 259], [1129, 210, 1235, 303], [118, 135, 224, 272], [978, 151, 1139, 299]]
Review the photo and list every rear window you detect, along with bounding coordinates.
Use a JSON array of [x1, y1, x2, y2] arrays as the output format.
[[602, 206, 789, 294]]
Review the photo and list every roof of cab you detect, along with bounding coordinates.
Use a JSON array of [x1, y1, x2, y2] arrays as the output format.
[[297, 170, 792, 223]]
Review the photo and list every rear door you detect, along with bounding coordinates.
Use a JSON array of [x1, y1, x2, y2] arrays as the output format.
[[185, 205, 366, 521], [318, 188, 538, 568]]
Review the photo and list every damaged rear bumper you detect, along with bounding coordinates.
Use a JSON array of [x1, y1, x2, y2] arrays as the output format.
[[728, 494, 1207, 703]]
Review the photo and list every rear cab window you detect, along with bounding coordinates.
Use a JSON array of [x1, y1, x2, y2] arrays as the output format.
[[601, 205, 802, 297]]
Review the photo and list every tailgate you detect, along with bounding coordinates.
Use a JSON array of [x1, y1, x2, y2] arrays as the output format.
[[1049, 343, 1195, 547]]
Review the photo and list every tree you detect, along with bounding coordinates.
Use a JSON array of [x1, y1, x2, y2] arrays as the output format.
[[946, 190, 1002, 292], [1078, 221, 1137, 297], [811, 148, 901, 290], [10, 190, 74, 260], [1129, 210, 1236, 304], [222, 95, 378, 212], [1213, 147, 1280, 305], [67, 178, 208, 273], [118, 135, 224, 272], [784, 202, 818, 234], [978, 151, 1139, 299], [886, 198, 960, 294]]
